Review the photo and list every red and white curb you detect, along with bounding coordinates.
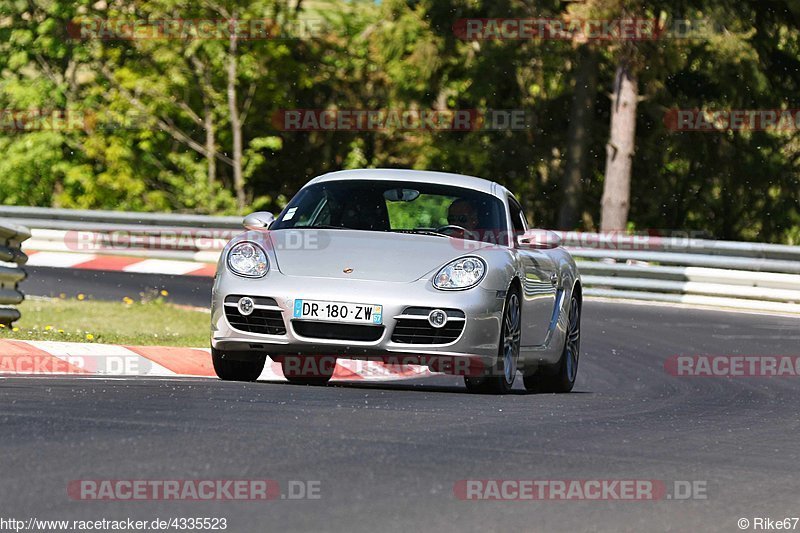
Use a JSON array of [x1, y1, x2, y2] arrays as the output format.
[[24, 251, 217, 277], [0, 339, 432, 381]]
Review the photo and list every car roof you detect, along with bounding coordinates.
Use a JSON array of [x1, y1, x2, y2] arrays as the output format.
[[308, 169, 502, 197]]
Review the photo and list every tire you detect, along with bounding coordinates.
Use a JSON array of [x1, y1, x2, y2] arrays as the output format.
[[280, 356, 336, 386], [523, 293, 581, 393], [464, 289, 521, 394], [212, 348, 266, 382]]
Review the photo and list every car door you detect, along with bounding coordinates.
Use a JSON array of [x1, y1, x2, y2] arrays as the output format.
[[508, 196, 559, 347]]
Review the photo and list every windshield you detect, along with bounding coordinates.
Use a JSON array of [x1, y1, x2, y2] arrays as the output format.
[[271, 180, 507, 241]]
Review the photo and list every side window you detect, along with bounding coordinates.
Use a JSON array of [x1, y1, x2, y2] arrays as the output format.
[[508, 196, 527, 234]]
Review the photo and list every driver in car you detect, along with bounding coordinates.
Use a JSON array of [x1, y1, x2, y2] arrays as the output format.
[[447, 199, 480, 231]]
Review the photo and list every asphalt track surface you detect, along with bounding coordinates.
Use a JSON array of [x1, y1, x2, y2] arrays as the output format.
[[4, 268, 800, 532]]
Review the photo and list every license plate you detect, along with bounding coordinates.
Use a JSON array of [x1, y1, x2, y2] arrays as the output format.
[[293, 299, 383, 325]]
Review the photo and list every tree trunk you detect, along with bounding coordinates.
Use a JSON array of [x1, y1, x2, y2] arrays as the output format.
[[227, 24, 245, 211], [600, 62, 638, 232], [558, 44, 598, 230], [204, 103, 216, 189]]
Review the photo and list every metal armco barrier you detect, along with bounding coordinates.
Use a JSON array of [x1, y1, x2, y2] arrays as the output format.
[[0, 220, 31, 325], [6, 206, 800, 315], [0, 206, 241, 264], [0, 205, 242, 230], [561, 232, 800, 314]]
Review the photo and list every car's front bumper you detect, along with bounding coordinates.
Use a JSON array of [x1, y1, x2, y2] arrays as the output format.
[[211, 270, 505, 371]]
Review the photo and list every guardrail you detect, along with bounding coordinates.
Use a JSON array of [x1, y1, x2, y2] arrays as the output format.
[[24, 228, 226, 263], [1, 206, 240, 264], [0, 206, 242, 230], [7, 206, 800, 315], [561, 232, 800, 314], [0, 220, 31, 325]]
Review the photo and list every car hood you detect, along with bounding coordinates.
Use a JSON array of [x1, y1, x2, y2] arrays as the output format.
[[267, 229, 491, 282]]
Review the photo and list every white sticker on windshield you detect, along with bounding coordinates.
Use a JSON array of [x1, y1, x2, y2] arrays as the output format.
[[284, 207, 298, 221]]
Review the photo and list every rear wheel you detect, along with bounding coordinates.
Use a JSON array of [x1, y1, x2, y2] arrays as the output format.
[[523, 294, 581, 393], [280, 356, 336, 386], [212, 348, 265, 382], [464, 290, 521, 394]]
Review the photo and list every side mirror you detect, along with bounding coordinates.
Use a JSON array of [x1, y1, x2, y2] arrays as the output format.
[[243, 211, 275, 230], [517, 230, 562, 250]]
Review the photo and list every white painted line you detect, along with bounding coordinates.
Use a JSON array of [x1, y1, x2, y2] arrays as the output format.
[[24, 252, 97, 268], [27, 341, 176, 377], [255, 360, 431, 382], [122, 259, 208, 275], [257, 361, 287, 382], [336, 359, 431, 381], [194, 250, 222, 263], [23, 240, 74, 253]]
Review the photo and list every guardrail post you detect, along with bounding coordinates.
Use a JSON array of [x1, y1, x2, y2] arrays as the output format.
[[0, 220, 31, 326]]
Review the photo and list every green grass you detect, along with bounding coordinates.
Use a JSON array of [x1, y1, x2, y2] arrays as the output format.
[[0, 297, 209, 347]]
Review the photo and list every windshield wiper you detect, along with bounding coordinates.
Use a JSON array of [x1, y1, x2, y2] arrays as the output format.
[[389, 229, 449, 238], [293, 224, 348, 230]]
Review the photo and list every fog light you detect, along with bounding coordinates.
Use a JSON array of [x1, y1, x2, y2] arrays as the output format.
[[428, 309, 448, 328], [238, 297, 255, 316]]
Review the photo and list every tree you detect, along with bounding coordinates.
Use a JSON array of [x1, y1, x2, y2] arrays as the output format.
[[601, 54, 638, 231], [558, 44, 599, 230]]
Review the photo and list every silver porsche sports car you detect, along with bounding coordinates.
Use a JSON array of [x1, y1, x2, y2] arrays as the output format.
[[211, 169, 581, 394]]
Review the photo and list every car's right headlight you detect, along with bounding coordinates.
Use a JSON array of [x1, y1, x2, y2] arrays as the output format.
[[227, 242, 269, 278], [433, 256, 486, 290]]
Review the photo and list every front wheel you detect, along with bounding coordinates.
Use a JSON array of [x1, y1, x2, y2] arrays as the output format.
[[523, 294, 581, 393], [212, 348, 266, 382], [464, 290, 521, 394]]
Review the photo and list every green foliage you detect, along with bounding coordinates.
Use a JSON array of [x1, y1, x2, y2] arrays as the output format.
[[386, 194, 453, 229]]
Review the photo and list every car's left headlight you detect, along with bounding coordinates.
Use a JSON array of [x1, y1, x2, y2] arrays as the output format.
[[227, 242, 269, 278], [433, 256, 486, 290]]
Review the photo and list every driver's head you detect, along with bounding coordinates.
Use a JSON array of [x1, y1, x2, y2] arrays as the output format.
[[448, 199, 479, 230]]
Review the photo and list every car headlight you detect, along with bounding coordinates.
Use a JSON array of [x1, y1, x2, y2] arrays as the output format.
[[227, 242, 269, 278], [433, 256, 486, 290]]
